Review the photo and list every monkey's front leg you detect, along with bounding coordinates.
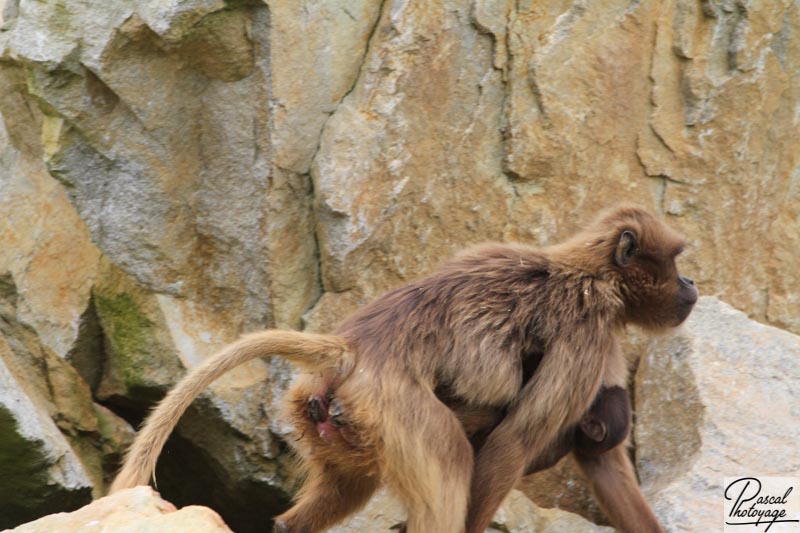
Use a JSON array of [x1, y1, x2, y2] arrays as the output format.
[[571, 351, 663, 533], [466, 335, 606, 533], [573, 368, 661, 532], [466, 422, 530, 533]]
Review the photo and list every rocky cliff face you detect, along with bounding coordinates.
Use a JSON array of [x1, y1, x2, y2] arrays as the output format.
[[0, 0, 798, 531]]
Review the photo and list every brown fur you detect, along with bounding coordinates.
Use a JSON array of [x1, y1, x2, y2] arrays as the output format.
[[111, 205, 696, 533]]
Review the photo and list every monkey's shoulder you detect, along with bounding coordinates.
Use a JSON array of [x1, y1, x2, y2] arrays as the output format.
[[432, 243, 553, 284], [438, 243, 613, 304]]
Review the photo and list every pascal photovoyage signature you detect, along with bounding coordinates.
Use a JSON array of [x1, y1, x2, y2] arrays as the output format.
[[725, 477, 799, 531]]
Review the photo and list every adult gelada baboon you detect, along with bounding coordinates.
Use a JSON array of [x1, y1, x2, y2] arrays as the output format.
[[111, 205, 697, 533]]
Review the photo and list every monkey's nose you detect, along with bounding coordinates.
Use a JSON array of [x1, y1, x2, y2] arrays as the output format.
[[679, 276, 694, 286]]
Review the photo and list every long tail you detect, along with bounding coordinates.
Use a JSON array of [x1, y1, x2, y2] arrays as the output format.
[[110, 329, 349, 492]]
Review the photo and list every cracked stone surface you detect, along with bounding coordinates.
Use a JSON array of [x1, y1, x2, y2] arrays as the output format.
[[303, 0, 800, 334], [1, 0, 799, 531]]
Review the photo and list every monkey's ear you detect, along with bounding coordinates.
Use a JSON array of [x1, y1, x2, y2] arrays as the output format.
[[614, 230, 637, 267], [579, 417, 607, 443]]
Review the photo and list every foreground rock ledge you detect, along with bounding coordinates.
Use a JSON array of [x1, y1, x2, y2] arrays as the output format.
[[9, 487, 232, 533], [331, 489, 613, 533], [10, 486, 611, 533]]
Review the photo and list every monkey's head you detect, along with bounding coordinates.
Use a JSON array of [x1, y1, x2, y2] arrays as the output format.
[[556, 205, 698, 330]]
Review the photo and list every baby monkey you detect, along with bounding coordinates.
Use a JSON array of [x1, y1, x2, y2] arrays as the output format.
[[306, 384, 631, 474]]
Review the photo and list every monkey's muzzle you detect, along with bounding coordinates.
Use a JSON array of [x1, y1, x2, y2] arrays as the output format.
[[675, 276, 698, 325]]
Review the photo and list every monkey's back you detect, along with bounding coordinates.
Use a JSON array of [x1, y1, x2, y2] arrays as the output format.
[[336, 243, 599, 407]]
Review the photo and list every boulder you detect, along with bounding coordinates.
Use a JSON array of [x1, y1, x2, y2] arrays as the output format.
[[0, 0, 319, 334], [636, 296, 800, 531], [307, 0, 800, 336]]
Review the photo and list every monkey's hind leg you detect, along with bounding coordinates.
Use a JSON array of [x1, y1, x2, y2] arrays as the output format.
[[381, 381, 473, 533], [278, 381, 379, 532], [273, 461, 379, 533]]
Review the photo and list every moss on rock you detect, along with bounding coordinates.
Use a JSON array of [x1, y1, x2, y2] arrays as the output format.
[[94, 291, 154, 389], [92, 259, 183, 416]]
